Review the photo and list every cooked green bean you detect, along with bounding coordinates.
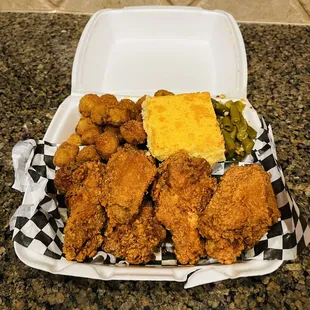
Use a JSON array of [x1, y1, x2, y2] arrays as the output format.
[[247, 125, 257, 139], [230, 102, 240, 124], [225, 100, 233, 109], [212, 98, 230, 115], [223, 116, 234, 132], [223, 130, 236, 154], [235, 100, 246, 112], [236, 130, 248, 142], [230, 125, 237, 140], [241, 138, 255, 154]]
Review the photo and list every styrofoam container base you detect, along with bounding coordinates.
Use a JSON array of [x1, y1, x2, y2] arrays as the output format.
[[15, 7, 283, 287]]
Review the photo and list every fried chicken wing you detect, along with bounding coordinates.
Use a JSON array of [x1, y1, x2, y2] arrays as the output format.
[[101, 144, 157, 226], [120, 120, 146, 145], [103, 201, 166, 264], [63, 203, 105, 262], [53, 142, 79, 167], [198, 164, 280, 264], [62, 161, 106, 262], [152, 150, 217, 264]]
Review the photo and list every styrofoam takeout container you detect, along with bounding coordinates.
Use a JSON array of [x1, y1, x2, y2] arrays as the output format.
[[14, 7, 282, 287]]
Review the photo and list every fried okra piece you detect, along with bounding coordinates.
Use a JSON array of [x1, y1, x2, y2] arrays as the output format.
[[67, 133, 82, 146], [75, 117, 102, 145], [95, 131, 119, 160], [90, 94, 119, 125], [76, 145, 101, 163], [79, 94, 101, 117], [154, 90, 174, 96], [120, 120, 146, 145], [103, 125, 124, 143], [53, 142, 79, 167]]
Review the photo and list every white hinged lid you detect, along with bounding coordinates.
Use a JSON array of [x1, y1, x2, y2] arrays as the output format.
[[72, 6, 247, 98]]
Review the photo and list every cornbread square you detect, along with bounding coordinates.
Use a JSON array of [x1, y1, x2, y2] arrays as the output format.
[[142, 92, 225, 165]]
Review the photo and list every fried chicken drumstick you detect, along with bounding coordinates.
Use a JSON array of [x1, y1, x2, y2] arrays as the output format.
[[198, 164, 280, 264], [152, 150, 217, 264]]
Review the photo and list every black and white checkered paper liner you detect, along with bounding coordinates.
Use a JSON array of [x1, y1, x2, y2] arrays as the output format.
[[10, 118, 310, 265]]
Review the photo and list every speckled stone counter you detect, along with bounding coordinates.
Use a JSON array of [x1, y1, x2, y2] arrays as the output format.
[[0, 13, 309, 310]]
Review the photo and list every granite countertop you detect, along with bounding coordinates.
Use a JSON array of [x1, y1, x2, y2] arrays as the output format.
[[0, 13, 309, 310]]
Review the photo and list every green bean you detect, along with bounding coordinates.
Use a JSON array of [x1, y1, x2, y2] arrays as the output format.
[[241, 138, 255, 154], [235, 100, 246, 112], [247, 125, 257, 139], [230, 125, 237, 140], [225, 100, 233, 109], [212, 98, 230, 116], [223, 130, 236, 154], [236, 130, 248, 142], [223, 116, 234, 132], [230, 102, 240, 124]]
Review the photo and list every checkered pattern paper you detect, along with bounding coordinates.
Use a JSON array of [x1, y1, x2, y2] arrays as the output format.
[[10, 119, 310, 266]]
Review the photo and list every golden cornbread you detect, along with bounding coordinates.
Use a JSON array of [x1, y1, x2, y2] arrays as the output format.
[[142, 92, 225, 165]]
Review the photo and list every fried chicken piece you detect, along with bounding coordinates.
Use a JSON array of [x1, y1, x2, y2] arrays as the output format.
[[75, 117, 102, 145], [103, 201, 166, 264], [76, 145, 100, 163], [65, 161, 105, 211], [79, 94, 101, 117], [198, 164, 280, 264], [53, 142, 79, 167], [67, 133, 82, 146], [120, 120, 146, 145], [62, 160, 106, 262], [54, 162, 79, 193], [63, 203, 105, 262], [152, 150, 217, 264], [101, 144, 157, 226], [154, 90, 174, 96], [95, 131, 119, 160], [103, 125, 124, 143]]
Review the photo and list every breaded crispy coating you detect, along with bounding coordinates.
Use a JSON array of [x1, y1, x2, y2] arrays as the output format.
[[91, 94, 127, 126], [101, 145, 157, 226], [62, 160, 106, 262], [75, 117, 102, 145], [65, 161, 105, 211], [135, 95, 146, 121], [152, 150, 217, 264], [103, 201, 166, 264], [53, 142, 79, 167], [103, 125, 124, 143], [63, 204, 105, 262], [54, 162, 79, 193], [95, 131, 119, 160], [154, 90, 174, 96], [76, 145, 101, 163], [198, 164, 280, 264], [67, 133, 82, 146], [79, 94, 101, 117], [120, 120, 146, 145], [119, 99, 141, 121]]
